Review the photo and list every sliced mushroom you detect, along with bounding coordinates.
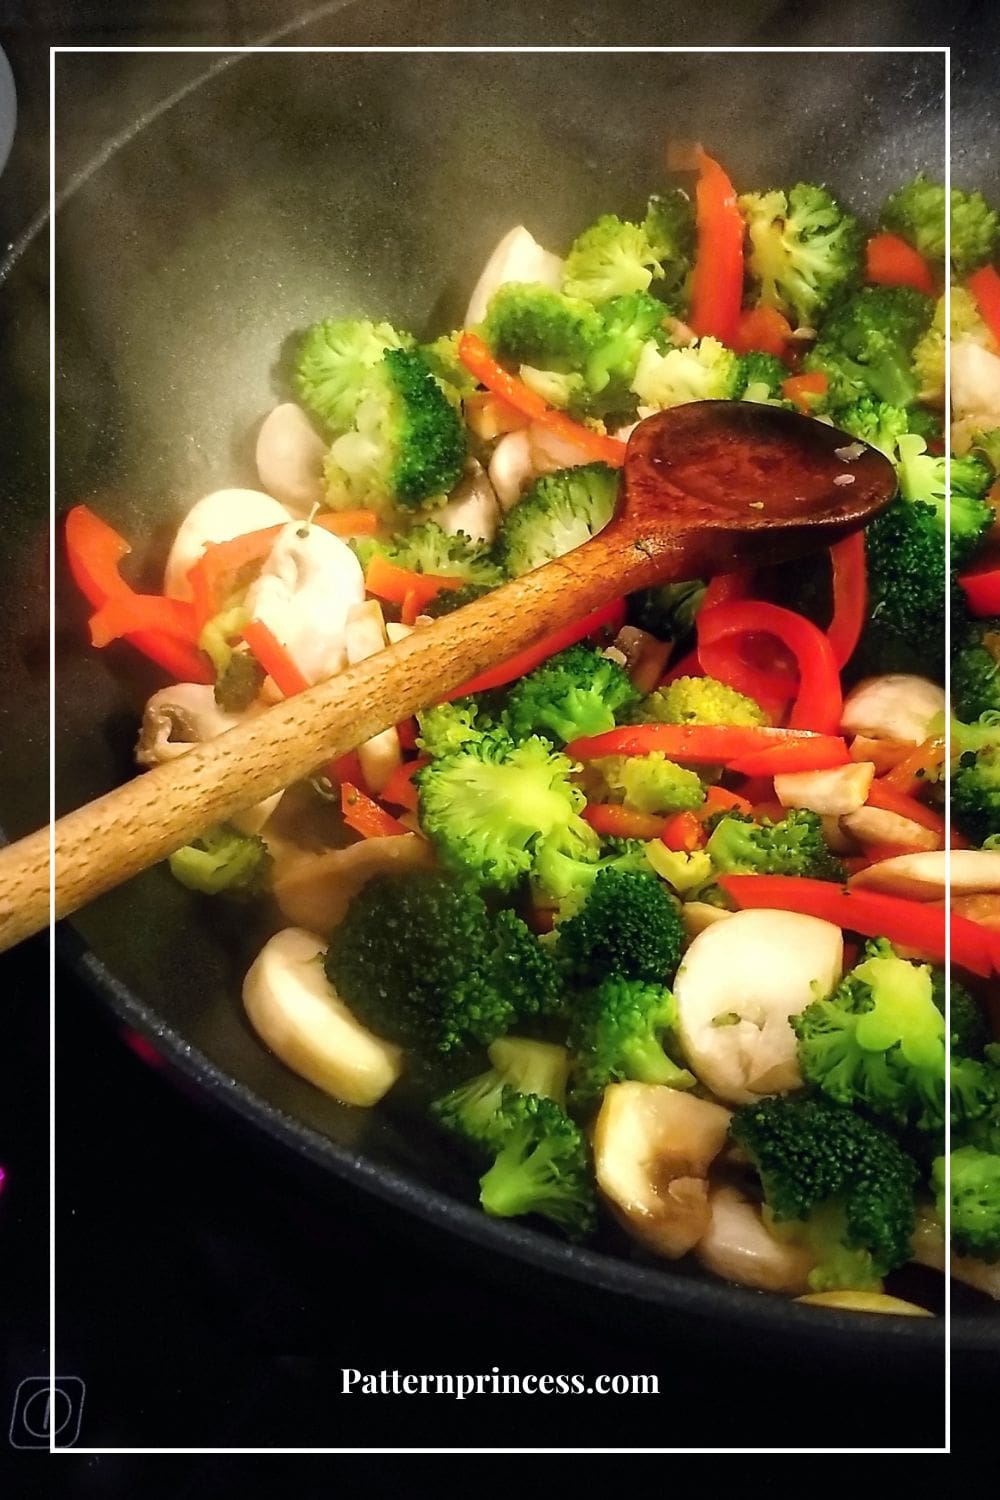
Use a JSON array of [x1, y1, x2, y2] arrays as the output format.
[[609, 626, 672, 695], [244, 521, 365, 686], [841, 805, 940, 853], [273, 833, 434, 932], [849, 849, 1000, 901], [593, 1082, 731, 1259], [774, 761, 875, 817], [488, 429, 535, 511], [255, 403, 327, 515], [673, 909, 843, 1105], [951, 339, 1000, 425], [840, 675, 945, 746], [164, 488, 292, 599], [243, 928, 402, 1107], [464, 225, 563, 328], [695, 1185, 816, 1294], [427, 460, 500, 545]]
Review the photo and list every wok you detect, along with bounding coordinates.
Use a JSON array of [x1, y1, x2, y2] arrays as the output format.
[[3, 33, 990, 1358]]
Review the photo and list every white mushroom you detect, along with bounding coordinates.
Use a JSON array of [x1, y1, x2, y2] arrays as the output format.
[[841, 675, 946, 746], [243, 928, 402, 1107], [951, 339, 1000, 425], [164, 488, 292, 600], [243, 521, 365, 686], [849, 848, 1000, 901], [273, 833, 434, 932], [774, 761, 875, 818], [487, 429, 535, 511], [673, 909, 843, 1105], [464, 226, 564, 328], [344, 600, 402, 793], [426, 460, 500, 545], [592, 1082, 731, 1259], [695, 1185, 816, 1294], [841, 805, 940, 853], [255, 403, 327, 516]]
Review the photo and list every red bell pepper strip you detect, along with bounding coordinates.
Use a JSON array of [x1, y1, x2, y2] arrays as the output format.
[[88, 592, 200, 650], [314, 509, 380, 537], [959, 560, 1000, 617], [457, 332, 628, 468], [826, 532, 867, 669], [781, 371, 828, 413], [185, 524, 284, 629], [566, 722, 849, 771], [447, 598, 626, 699], [883, 737, 946, 794], [661, 810, 706, 852], [697, 599, 842, 733], [717, 874, 993, 977], [396, 717, 419, 752], [340, 782, 410, 840], [730, 306, 792, 359], [241, 618, 311, 697], [327, 750, 366, 788], [65, 504, 211, 683], [699, 785, 754, 819], [365, 554, 463, 613], [702, 570, 753, 610], [968, 264, 1000, 348], [728, 737, 851, 777], [684, 147, 745, 346], [582, 804, 666, 841], [865, 233, 935, 295], [380, 757, 429, 813]]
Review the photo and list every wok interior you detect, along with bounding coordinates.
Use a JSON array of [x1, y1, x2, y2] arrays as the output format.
[[42, 48, 964, 1313]]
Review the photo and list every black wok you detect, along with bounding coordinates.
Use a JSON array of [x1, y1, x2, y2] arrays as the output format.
[[3, 30, 991, 1361]]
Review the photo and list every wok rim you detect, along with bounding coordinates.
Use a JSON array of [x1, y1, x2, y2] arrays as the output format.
[[39, 36, 990, 1358]]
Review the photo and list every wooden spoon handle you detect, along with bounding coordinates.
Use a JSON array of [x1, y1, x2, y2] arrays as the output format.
[[0, 529, 673, 952]]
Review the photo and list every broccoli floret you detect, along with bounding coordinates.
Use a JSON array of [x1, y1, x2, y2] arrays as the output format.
[[480, 281, 601, 371], [643, 842, 716, 897], [793, 939, 947, 1129], [934, 1147, 1000, 1262], [498, 462, 619, 578], [433, 1035, 570, 1147], [569, 976, 694, 1109], [705, 809, 844, 882], [323, 346, 467, 513], [477, 1088, 596, 1238], [951, 712, 1000, 844], [563, 214, 666, 304], [416, 735, 599, 891], [954, 619, 1000, 722], [643, 190, 695, 294], [517, 365, 591, 414], [630, 335, 742, 410], [295, 318, 411, 432], [896, 433, 992, 568], [634, 675, 768, 727], [422, 580, 493, 618], [324, 870, 561, 1055], [556, 866, 684, 985], [803, 285, 933, 409], [913, 287, 995, 405], [739, 183, 862, 326], [199, 605, 264, 712], [968, 428, 1000, 472], [595, 752, 706, 814], [530, 836, 649, 920], [363, 520, 504, 587], [582, 292, 670, 416], [938, 970, 990, 1058], [416, 697, 500, 758], [862, 497, 946, 669], [168, 824, 271, 897], [502, 643, 639, 746], [882, 176, 999, 276], [734, 351, 790, 405], [417, 330, 480, 404], [730, 1093, 919, 1291], [627, 579, 706, 643], [832, 398, 911, 459]]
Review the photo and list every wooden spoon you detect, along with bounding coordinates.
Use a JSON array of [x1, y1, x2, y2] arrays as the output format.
[[0, 401, 896, 951]]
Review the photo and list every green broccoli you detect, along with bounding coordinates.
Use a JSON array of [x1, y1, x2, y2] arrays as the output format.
[[968, 428, 1000, 472], [324, 870, 562, 1055], [502, 644, 639, 746], [832, 398, 910, 459], [595, 751, 706, 814], [630, 335, 742, 410], [792, 940, 947, 1128], [643, 842, 716, 897], [582, 292, 670, 416], [643, 190, 695, 293], [735, 351, 791, 405], [198, 604, 264, 712], [480, 281, 601, 372], [323, 346, 467, 513], [862, 496, 946, 671], [433, 1036, 570, 1145], [422, 580, 494, 618], [953, 620, 1000, 724], [913, 286, 995, 405], [938, 969, 990, 1058], [168, 824, 271, 896], [530, 835, 650, 921], [730, 1093, 919, 1292], [477, 1088, 596, 1238], [417, 330, 480, 404], [556, 866, 685, 985], [705, 809, 844, 882], [498, 463, 619, 578], [416, 734, 599, 891], [881, 176, 999, 275], [628, 579, 706, 643], [951, 712, 1000, 844], [563, 214, 666, 304], [802, 285, 933, 409], [517, 365, 590, 414], [739, 183, 862, 326], [934, 1147, 1000, 1262], [896, 433, 992, 568], [633, 675, 768, 728], [361, 520, 504, 588], [416, 697, 501, 758], [569, 976, 694, 1109], [296, 318, 411, 431]]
